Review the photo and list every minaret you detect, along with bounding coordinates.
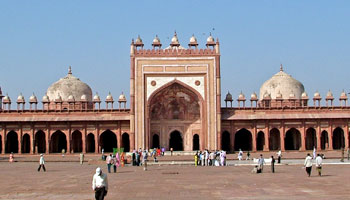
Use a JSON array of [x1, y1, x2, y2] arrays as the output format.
[[0, 87, 3, 110]]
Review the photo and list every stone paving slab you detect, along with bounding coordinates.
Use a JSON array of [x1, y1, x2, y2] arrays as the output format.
[[0, 162, 349, 199]]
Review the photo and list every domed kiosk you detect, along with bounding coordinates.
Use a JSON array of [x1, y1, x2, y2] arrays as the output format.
[[259, 65, 306, 107], [46, 67, 93, 110]]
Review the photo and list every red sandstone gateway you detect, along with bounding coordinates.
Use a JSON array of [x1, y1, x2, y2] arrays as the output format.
[[0, 33, 348, 155]]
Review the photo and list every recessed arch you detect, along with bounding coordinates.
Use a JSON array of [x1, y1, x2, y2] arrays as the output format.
[[269, 128, 280, 150], [22, 133, 30, 153], [193, 134, 200, 151], [35, 130, 46, 153], [6, 131, 18, 153], [152, 134, 160, 149], [333, 127, 345, 150], [86, 133, 95, 153], [285, 128, 301, 150], [321, 130, 328, 150], [169, 130, 183, 151], [122, 132, 130, 152], [221, 131, 231, 152], [100, 130, 117, 152], [50, 130, 67, 153], [72, 130, 82, 153], [256, 131, 265, 151], [305, 128, 317, 150], [234, 128, 252, 151]]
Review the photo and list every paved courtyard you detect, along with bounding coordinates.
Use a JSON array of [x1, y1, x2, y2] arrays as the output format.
[[0, 160, 349, 200]]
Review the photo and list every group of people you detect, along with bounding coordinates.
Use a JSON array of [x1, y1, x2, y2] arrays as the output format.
[[105, 153, 120, 173], [304, 153, 323, 177], [131, 148, 149, 171], [194, 150, 227, 166]]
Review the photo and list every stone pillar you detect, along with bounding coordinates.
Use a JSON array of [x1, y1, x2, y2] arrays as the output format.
[[316, 123, 321, 151], [118, 122, 122, 149], [66, 130, 71, 154], [130, 132, 135, 151], [300, 126, 306, 151], [328, 125, 333, 150], [18, 128, 22, 154], [82, 127, 86, 153], [31, 128, 35, 154], [280, 125, 285, 151], [46, 128, 50, 154], [95, 128, 99, 154], [252, 127, 257, 152], [1, 128, 5, 154], [344, 123, 349, 149], [264, 125, 269, 151]]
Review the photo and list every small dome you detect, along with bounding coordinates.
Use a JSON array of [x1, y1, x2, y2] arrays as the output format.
[[93, 92, 101, 102], [46, 67, 93, 102], [17, 93, 25, 102], [301, 92, 308, 98], [171, 32, 179, 44], [135, 35, 142, 43], [55, 93, 62, 102], [326, 90, 333, 97], [259, 65, 305, 100], [3, 93, 11, 102], [29, 93, 38, 103], [340, 90, 347, 98], [68, 94, 75, 101], [251, 92, 258, 99], [276, 90, 283, 99], [238, 92, 245, 100], [153, 35, 160, 43], [263, 92, 271, 99], [225, 92, 233, 101], [207, 33, 214, 43], [81, 94, 87, 101], [106, 92, 114, 102], [190, 35, 197, 43], [118, 92, 127, 102], [42, 93, 50, 102], [289, 92, 296, 98], [314, 91, 321, 97]]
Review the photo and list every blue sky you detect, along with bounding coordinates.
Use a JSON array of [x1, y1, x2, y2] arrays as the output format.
[[0, 1, 349, 106]]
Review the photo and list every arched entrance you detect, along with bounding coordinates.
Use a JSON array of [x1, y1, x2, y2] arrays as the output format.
[[148, 81, 202, 151], [169, 130, 183, 151], [269, 128, 280, 150], [100, 130, 117, 152], [122, 133, 130, 152], [72, 130, 82, 153], [35, 130, 46, 153], [305, 128, 317, 150], [221, 131, 231, 152], [6, 131, 18, 153], [193, 134, 199, 151], [86, 133, 95, 153], [22, 134, 30, 153], [333, 127, 345, 150], [50, 131, 67, 153], [234, 128, 252, 151], [256, 131, 265, 151], [321, 131, 328, 150], [152, 134, 160, 149], [285, 128, 301, 150], [0, 136, 2, 153]]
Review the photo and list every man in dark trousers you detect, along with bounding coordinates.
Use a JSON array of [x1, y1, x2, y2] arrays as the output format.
[[37, 154, 46, 172], [92, 167, 108, 200], [271, 156, 275, 173]]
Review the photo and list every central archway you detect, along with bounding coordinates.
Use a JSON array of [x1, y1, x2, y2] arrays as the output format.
[[305, 128, 317, 150], [35, 130, 46, 153], [269, 128, 280, 150], [256, 131, 265, 151], [169, 130, 183, 151], [72, 130, 82, 153], [100, 130, 117, 152], [285, 128, 301, 150], [6, 131, 18, 153], [50, 131, 67, 153], [86, 133, 95, 153], [234, 128, 252, 151], [22, 134, 30, 153], [148, 81, 203, 151], [333, 127, 345, 150]]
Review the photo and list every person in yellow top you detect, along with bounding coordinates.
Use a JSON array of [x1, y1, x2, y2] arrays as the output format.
[[194, 151, 198, 166]]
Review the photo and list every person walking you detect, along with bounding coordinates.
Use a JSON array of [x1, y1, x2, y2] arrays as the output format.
[[258, 154, 265, 172], [238, 149, 243, 161], [106, 154, 112, 173], [277, 150, 282, 163], [315, 154, 323, 176], [246, 151, 251, 160], [80, 153, 84, 165], [142, 150, 148, 171], [271, 156, 275, 173], [113, 153, 120, 173], [313, 147, 316, 159], [37, 154, 46, 172], [92, 167, 108, 200], [304, 153, 313, 177], [194, 152, 198, 167], [9, 153, 14, 163], [205, 150, 209, 166]]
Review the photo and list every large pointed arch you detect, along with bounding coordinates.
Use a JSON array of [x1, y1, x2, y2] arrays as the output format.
[[234, 128, 252, 151], [50, 130, 67, 153], [6, 131, 18, 153]]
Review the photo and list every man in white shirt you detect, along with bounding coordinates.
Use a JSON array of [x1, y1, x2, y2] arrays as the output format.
[[92, 167, 108, 200], [277, 150, 282, 163], [304, 153, 313, 177], [37, 154, 46, 172], [315, 154, 323, 176], [142, 150, 148, 171]]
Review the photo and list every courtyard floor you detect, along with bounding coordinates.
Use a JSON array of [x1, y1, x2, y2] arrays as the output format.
[[0, 161, 349, 200]]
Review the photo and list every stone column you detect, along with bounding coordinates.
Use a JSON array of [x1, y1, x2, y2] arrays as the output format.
[[1, 128, 5, 154], [46, 128, 50, 154], [130, 132, 135, 151], [18, 128, 22, 154], [118, 122, 122, 149], [344, 123, 349, 149], [317, 122, 321, 151], [280, 125, 285, 151], [66, 130, 71, 154], [31, 128, 35, 154], [264, 125, 269, 151], [82, 127, 86, 153], [328, 125, 333, 150], [300, 125, 306, 151], [95, 128, 99, 154], [252, 126, 257, 152]]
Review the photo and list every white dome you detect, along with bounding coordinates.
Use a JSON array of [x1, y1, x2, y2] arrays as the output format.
[[106, 92, 114, 101], [238, 92, 245, 99], [314, 91, 321, 97], [42, 93, 50, 102], [29, 93, 38, 102], [135, 35, 142, 43], [259, 66, 305, 100], [207, 34, 214, 43], [118, 92, 126, 102], [340, 90, 347, 98], [301, 92, 308, 98], [153, 35, 160, 43], [251, 92, 258, 99], [17, 93, 25, 101], [326, 90, 333, 97], [3, 94, 11, 102], [81, 94, 87, 101], [171, 32, 179, 43], [46, 67, 92, 102], [93, 92, 101, 102], [190, 35, 197, 43]]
